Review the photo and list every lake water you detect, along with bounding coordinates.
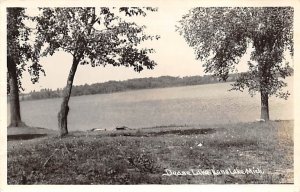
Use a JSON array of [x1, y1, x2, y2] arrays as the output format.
[[8, 78, 293, 131]]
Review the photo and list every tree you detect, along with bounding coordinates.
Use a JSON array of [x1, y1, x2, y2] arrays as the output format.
[[34, 7, 159, 136], [7, 8, 44, 127], [177, 7, 293, 121]]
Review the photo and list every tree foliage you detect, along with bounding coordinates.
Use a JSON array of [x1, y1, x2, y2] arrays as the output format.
[[7, 8, 44, 93], [177, 7, 293, 99], [34, 7, 159, 72]]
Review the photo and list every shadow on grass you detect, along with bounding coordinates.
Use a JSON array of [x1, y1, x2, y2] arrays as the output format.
[[208, 139, 258, 148], [109, 128, 216, 137], [8, 134, 48, 141]]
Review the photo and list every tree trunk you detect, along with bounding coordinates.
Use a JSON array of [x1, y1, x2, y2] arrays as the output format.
[[58, 57, 80, 137], [260, 89, 270, 121], [7, 56, 26, 127]]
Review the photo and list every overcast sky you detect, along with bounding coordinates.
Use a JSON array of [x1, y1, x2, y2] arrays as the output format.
[[21, 6, 253, 93]]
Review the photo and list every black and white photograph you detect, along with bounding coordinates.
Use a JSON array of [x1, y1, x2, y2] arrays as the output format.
[[0, 0, 299, 191]]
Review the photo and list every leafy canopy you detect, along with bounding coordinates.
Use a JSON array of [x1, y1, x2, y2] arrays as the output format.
[[177, 7, 293, 98], [7, 8, 44, 92], [34, 7, 159, 73]]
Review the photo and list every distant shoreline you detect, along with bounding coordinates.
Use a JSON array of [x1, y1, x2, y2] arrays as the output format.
[[18, 74, 240, 101]]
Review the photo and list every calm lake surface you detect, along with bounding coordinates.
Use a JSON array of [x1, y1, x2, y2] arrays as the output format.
[[8, 78, 293, 131]]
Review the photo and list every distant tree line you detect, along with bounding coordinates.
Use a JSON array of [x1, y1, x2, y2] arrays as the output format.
[[20, 74, 240, 101]]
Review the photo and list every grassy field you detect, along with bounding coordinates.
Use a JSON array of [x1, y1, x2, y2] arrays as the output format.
[[7, 120, 293, 184]]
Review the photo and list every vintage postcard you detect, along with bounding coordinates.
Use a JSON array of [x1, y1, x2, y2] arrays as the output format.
[[0, 0, 299, 192]]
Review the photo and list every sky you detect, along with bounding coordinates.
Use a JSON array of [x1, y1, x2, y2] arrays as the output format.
[[21, 6, 252, 93]]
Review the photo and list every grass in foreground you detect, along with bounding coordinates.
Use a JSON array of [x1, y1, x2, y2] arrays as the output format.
[[7, 120, 293, 184]]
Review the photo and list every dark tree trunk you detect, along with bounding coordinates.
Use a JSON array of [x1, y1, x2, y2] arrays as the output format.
[[58, 57, 80, 137], [7, 56, 26, 127], [260, 89, 270, 121]]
